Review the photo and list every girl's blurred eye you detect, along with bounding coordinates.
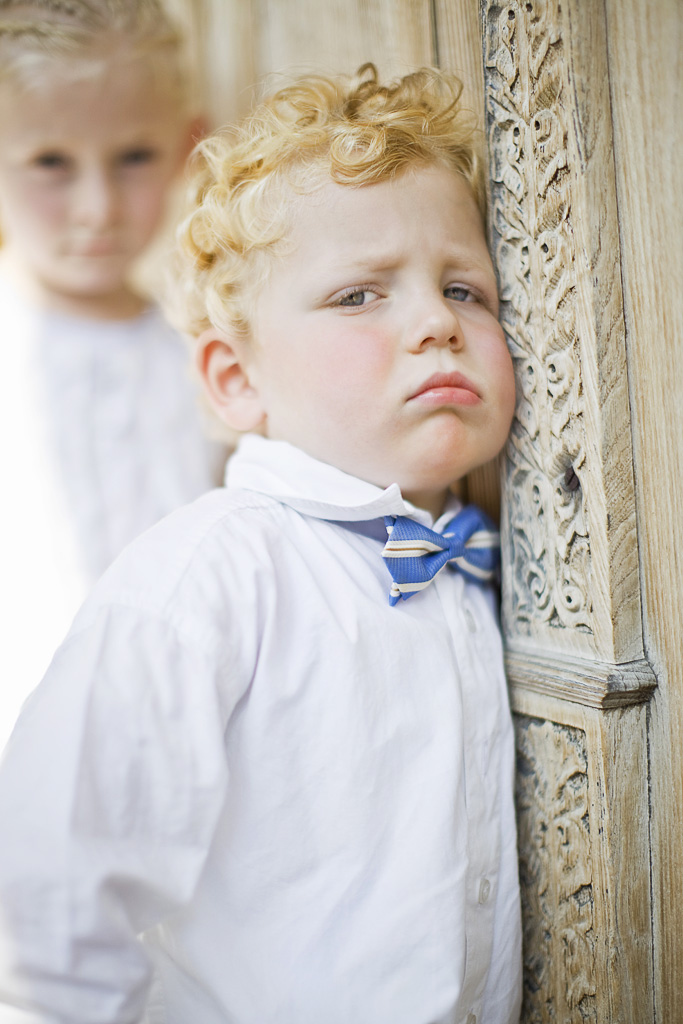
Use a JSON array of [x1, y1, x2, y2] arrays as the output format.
[[120, 148, 157, 167], [33, 152, 70, 171], [444, 285, 475, 302]]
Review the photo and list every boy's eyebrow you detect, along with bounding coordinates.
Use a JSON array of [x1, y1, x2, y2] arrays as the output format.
[[318, 247, 494, 279]]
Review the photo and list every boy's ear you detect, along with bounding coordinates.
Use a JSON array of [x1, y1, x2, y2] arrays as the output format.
[[195, 328, 266, 433]]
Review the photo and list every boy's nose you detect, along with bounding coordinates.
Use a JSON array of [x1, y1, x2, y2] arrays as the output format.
[[407, 293, 464, 353], [72, 167, 119, 230]]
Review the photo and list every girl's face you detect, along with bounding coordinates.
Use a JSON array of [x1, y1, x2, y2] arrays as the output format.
[[0, 55, 194, 318]]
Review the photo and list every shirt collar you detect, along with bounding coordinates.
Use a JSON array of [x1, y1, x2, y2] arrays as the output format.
[[225, 435, 462, 530]]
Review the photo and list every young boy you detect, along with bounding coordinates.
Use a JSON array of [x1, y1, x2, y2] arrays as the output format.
[[0, 0, 224, 747], [0, 65, 521, 1023]]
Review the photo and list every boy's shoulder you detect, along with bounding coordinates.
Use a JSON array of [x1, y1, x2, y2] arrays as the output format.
[[69, 485, 299, 645]]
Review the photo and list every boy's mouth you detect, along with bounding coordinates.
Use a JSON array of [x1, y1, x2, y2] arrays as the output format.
[[408, 371, 481, 407]]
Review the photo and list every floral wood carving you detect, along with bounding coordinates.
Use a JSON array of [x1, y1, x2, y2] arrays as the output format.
[[515, 713, 596, 1022], [483, 0, 594, 646]]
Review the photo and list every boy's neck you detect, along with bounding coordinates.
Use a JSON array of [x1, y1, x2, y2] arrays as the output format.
[[401, 487, 452, 522]]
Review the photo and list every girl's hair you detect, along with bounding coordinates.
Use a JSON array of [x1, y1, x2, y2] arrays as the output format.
[[175, 63, 485, 340], [0, 0, 189, 102]]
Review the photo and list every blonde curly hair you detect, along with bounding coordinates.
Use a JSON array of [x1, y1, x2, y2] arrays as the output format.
[[175, 63, 485, 340]]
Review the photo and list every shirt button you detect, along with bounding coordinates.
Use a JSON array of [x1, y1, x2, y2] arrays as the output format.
[[466, 1013, 477, 1024], [478, 878, 491, 904], [464, 606, 477, 632]]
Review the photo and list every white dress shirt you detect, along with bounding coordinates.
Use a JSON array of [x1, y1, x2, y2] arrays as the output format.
[[0, 435, 522, 1024], [0, 274, 224, 748]]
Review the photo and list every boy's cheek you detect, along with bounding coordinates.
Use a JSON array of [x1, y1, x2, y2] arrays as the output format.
[[499, 366, 517, 436], [310, 330, 391, 385], [484, 332, 515, 395], [497, 361, 517, 428]]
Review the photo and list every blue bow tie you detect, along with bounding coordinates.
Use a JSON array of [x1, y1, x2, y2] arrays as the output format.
[[382, 505, 500, 605]]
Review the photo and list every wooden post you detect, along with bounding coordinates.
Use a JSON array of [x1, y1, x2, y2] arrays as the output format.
[[472, 0, 657, 1018], [604, 2, 683, 1020]]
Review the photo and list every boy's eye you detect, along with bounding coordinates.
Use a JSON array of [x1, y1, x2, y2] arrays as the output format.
[[337, 290, 375, 307], [444, 285, 474, 302]]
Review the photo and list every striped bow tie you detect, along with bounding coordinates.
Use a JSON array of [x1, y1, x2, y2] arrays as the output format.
[[382, 505, 500, 605]]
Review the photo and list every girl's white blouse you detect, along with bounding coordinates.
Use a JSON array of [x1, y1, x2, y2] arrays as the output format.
[[0, 276, 224, 747]]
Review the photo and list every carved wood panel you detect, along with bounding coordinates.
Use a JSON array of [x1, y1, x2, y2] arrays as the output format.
[[484, 0, 591, 648], [480, 1, 657, 1019], [515, 714, 595, 1023], [482, 0, 648, 679]]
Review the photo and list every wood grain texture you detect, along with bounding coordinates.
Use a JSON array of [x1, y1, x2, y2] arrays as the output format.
[[506, 648, 655, 709], [252, 0, 434, 81], [432, 0, 485, 119], [196, 0, 258, 126], [193, 0, 436, 123], [604, 0, 683, 1018], [586, 706, 654, 1023], [512, 689, 653, 1023]]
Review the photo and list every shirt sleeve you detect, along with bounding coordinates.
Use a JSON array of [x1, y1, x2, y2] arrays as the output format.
[[0, 605, 232, 1024]]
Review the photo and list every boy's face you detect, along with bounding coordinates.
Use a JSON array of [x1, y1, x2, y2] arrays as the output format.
[[233, 163, 516, 516], [0, 56, 193, 316]]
